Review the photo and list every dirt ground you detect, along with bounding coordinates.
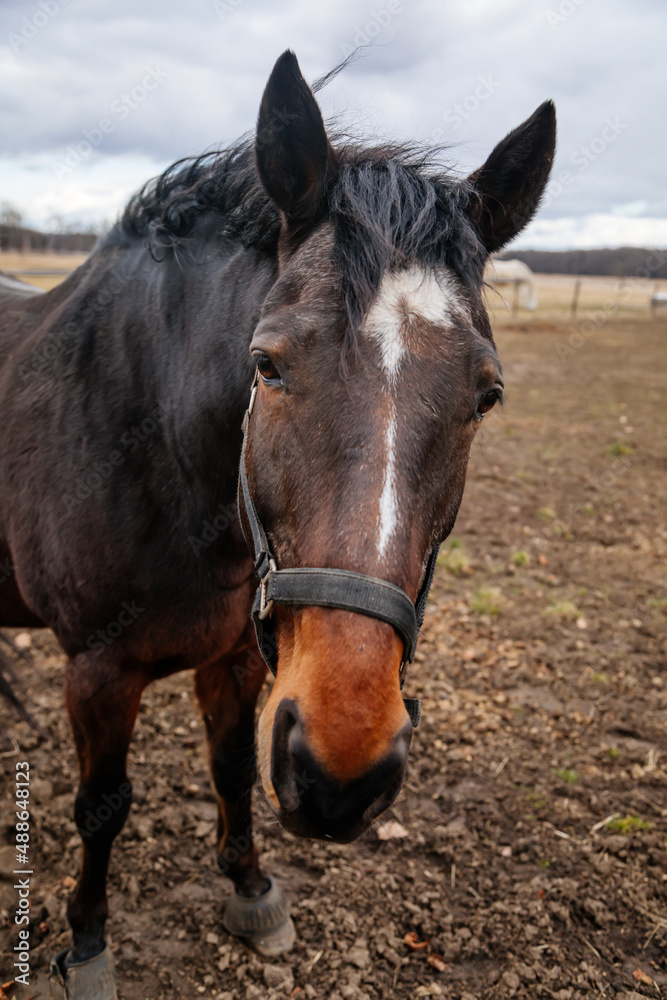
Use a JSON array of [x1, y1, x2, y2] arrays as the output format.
[[1, 300, 666, 1000]]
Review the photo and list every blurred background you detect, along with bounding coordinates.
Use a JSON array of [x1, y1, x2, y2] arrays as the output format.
[[1, 0, 666, 312], [0, 0, 664, 239]]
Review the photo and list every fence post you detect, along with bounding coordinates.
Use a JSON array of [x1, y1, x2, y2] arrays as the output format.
[[571, 278, 581, 319]]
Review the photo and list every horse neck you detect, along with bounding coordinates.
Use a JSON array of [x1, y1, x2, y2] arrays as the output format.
[[147, 236, 278, 496]]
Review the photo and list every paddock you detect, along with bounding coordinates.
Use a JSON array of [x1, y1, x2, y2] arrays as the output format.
[[485, 259, 537, 314], [0, 270, 665, 999]]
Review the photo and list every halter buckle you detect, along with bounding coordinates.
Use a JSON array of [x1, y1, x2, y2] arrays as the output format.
[[258, 558, 277, 620]]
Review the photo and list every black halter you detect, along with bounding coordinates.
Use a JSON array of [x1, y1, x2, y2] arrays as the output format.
[[237, 370, 440, 728]]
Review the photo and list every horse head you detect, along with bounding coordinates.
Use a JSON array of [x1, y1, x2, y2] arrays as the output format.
[[240, 51, 556, 843]]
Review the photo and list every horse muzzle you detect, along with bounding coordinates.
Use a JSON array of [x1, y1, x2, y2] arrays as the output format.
[[268, 697, 412, 843]]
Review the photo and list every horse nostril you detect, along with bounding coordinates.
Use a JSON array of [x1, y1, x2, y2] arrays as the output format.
[[395, 719, 413, 765], [394, 722, 412, 767], [269, 698, 413, 841], [360, 720, 412, 820], [270, 699, 302, 813]]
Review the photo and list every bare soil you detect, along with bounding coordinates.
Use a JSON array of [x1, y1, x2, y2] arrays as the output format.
[[1, 312, 666, 1000]]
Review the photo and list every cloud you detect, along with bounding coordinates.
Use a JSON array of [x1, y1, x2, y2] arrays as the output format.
[[0, 0, 665, 246], [518, 214, 667, 251]]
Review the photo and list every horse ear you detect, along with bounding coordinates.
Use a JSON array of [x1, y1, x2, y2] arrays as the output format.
[[255, 50, 338, 232], [466, 101, 556, 254]]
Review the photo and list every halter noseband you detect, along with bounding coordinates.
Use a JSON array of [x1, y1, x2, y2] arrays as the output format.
[[238, 370, 440, 728]]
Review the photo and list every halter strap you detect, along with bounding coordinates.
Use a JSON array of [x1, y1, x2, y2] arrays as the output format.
[[238, 370, 439, 728]]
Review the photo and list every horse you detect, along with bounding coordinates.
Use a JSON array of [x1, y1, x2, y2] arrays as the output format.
[[0, 50, 555, 999], [486, 257, 539, 310]]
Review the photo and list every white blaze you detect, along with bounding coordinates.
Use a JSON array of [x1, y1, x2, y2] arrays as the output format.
[[377, 404, 398, 558], [363, 266, 457, 558]]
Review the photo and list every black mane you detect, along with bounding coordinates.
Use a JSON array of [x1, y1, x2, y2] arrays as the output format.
[[113, 133, 486, 337], [118, 137, 279, 254]]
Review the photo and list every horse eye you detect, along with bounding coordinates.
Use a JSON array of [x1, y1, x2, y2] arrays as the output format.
[[476, 388, 502, 419], [255, 353, 281, 386]]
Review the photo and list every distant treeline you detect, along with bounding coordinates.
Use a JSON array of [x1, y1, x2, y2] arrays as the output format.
[[3, 224, 667, 278], [498, 247, 667, 278], [0, 224, 98, 254]]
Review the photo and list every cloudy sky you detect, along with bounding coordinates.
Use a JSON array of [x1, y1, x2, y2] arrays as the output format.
[[0, 0, 665, 249]]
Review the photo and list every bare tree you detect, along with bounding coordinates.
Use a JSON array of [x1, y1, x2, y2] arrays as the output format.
[[0, 201, 23, 229]]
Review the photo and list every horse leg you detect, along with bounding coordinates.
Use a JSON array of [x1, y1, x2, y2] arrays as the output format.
[[50, 652, 146, 997], [194, 639, 295, 956]]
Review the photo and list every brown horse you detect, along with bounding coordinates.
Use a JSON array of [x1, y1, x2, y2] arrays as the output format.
[[0, 51, 555, 997]]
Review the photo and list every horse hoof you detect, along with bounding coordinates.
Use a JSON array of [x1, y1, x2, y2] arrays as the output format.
[[49, 945, 118, 1000], [223, 875, 296, 957]]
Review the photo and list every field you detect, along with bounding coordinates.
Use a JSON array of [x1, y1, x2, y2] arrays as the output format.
[[1, 250, 664, 312], [488, 273, 661, 323], [0, 269, 666, 1000], [0, 251, 89, 291]]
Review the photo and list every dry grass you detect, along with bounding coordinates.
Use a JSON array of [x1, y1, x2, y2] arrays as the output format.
[[2, 251, 665, 316], [0, 250, 89, 291], [486, 271, 663, 325]]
